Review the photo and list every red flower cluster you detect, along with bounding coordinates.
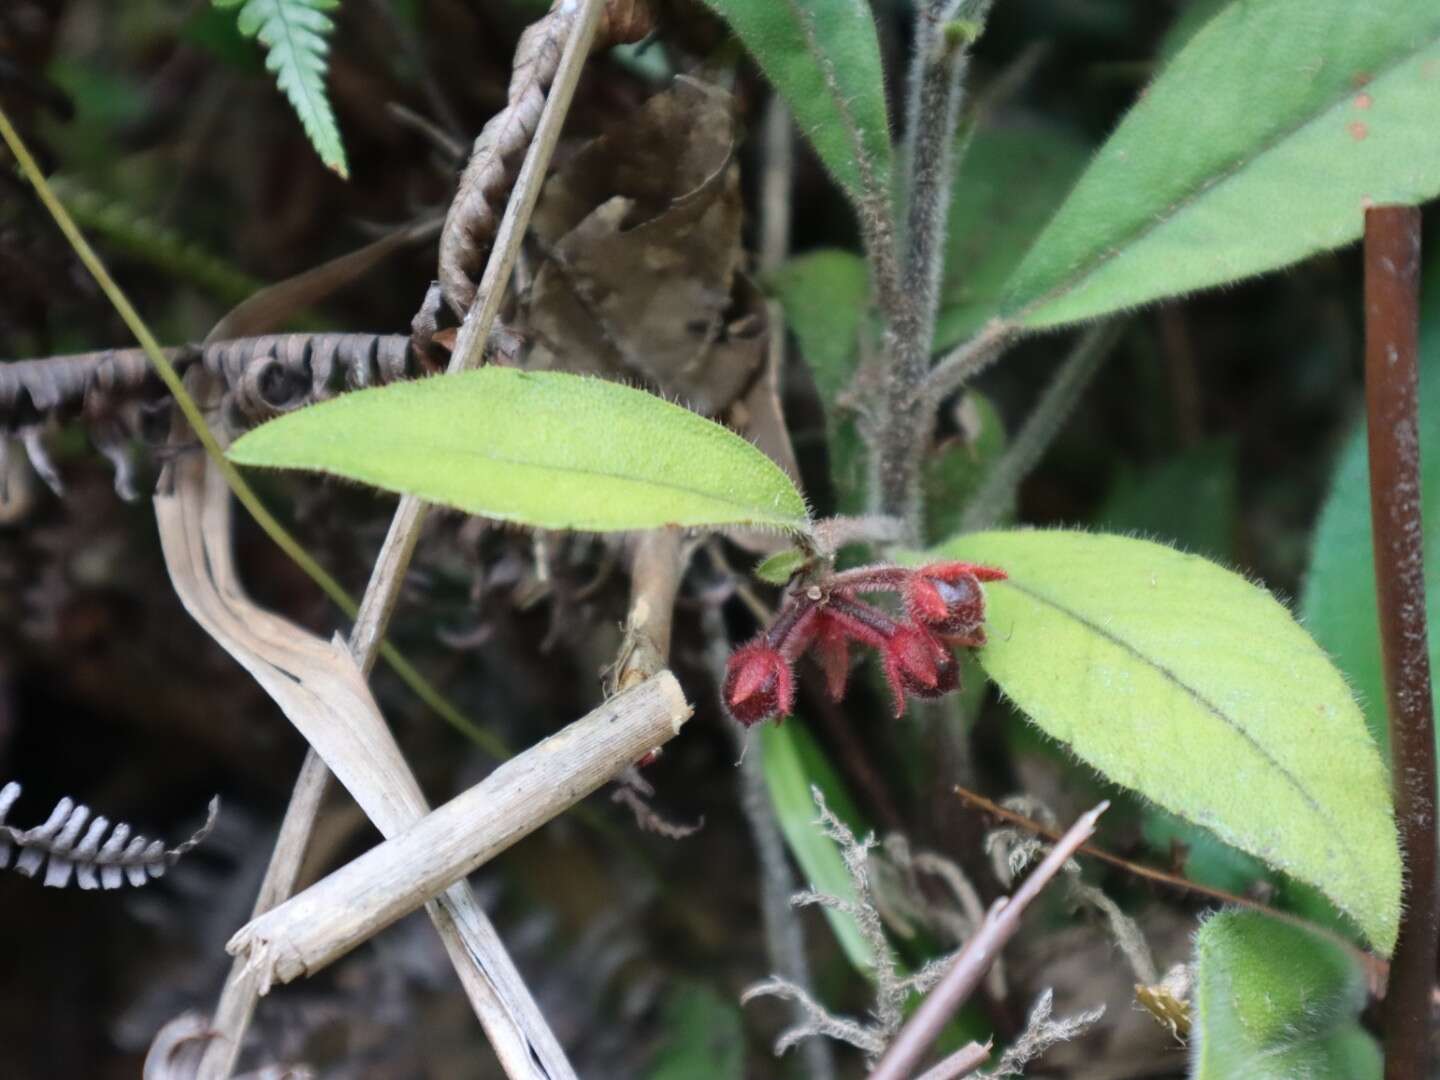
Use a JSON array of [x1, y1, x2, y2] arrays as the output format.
[[723, 561, 1007, 727]]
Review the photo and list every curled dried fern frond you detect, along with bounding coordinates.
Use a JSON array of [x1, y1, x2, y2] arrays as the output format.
[[0, 782, 219, 889], [437, 0, 657, 314]]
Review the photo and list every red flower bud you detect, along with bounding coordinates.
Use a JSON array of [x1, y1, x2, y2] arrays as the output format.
[[882, 625, 960, 716], [723, 639, 794, 727], [906, 562, 1006, 639]]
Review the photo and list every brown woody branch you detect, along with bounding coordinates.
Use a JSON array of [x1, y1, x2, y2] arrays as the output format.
[[1364, 205, 1437, 1080]]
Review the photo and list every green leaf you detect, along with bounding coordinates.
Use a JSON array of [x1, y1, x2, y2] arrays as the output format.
[[215, 0, 349, 178], [754, 548, 810, 586], [935, 126, 1090, 350], [1191, 911, 1380, 1080], [1302, 262, 1440, 763], [760, 719, 874, 973], [700, 0, 890, 200], [920, 530, 1401, 951], [1001, 0, 1440, 329], [767, 249, 869, 409], [228, 369, 810, 533], [1156, 0, 1232, 65], [646, 982, 745, 1080]]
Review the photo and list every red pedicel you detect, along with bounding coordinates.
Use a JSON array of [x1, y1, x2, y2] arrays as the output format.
[[723, 639, 795, 727]]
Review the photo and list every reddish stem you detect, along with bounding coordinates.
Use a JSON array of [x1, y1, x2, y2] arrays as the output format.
[[1365, 205, 1437, 1080], [764, 592, 821, 661], [828, 564, 913, 594], [824, 593, 902, 649]]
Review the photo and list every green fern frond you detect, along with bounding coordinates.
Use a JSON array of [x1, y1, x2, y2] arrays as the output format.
[[214, 0, 349, 178], [49, 177, 264, 304]]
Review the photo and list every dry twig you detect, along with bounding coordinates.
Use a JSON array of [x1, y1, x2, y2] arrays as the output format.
[[867, 802, 1108, 1080], [225, 674, 690, 986]]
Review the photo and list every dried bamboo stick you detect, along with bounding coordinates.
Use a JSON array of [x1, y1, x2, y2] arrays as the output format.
[[229, 672, 690, 987]]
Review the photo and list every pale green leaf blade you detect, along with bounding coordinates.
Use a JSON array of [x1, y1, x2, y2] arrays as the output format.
[[760, 719, 874, 973], [1002, 0, 1440, 330], [922, 530, 1400, 950], [228, 369, 810, 533], [1191, 911, 1380, 1080], [1302, 263, 1440, 761], [222, 0, 349, 178], [700, 0, 890, 199]]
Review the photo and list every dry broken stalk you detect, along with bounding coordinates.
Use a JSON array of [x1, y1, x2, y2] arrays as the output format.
[[200, 2, 618, 1073], [866, 801, 1108, 1080], [613, 528, 686, 691], [161, 456, 561, 1080], [227, 674, 690, 986], [914, 1040, 990, 1080], [1365, 204, 1437, 1080]]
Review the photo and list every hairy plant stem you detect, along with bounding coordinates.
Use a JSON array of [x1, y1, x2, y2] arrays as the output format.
[[1364, 205, 1436, 1080], [870, 0, 994, 539]]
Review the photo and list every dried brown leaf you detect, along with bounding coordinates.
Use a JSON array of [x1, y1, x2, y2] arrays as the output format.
[[526, 77, 766, 416]]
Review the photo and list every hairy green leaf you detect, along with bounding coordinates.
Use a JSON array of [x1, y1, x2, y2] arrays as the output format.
[[1191, 912, 1380, 1080], [935, 126, 1090, 349], [215, 0, 349, 178], [921, 530, 1400, 950], [1002, 0, 1440, 329], [700, 0, 890, 200], [1303, 263, 1440, 762], [754, 548, 810, 586], [760, 719, 874, 973], [228, 370, 810, 533], [1156, 0, 1231, 65]]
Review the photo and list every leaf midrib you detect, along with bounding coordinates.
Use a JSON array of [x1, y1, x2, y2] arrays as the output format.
[[1010, 31, 1440, 322], [998, 577, 1341, 839], [263, 438, 806, 528]]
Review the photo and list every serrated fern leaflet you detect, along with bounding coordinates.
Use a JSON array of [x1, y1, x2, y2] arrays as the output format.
[[215, 0, 349, 178]]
